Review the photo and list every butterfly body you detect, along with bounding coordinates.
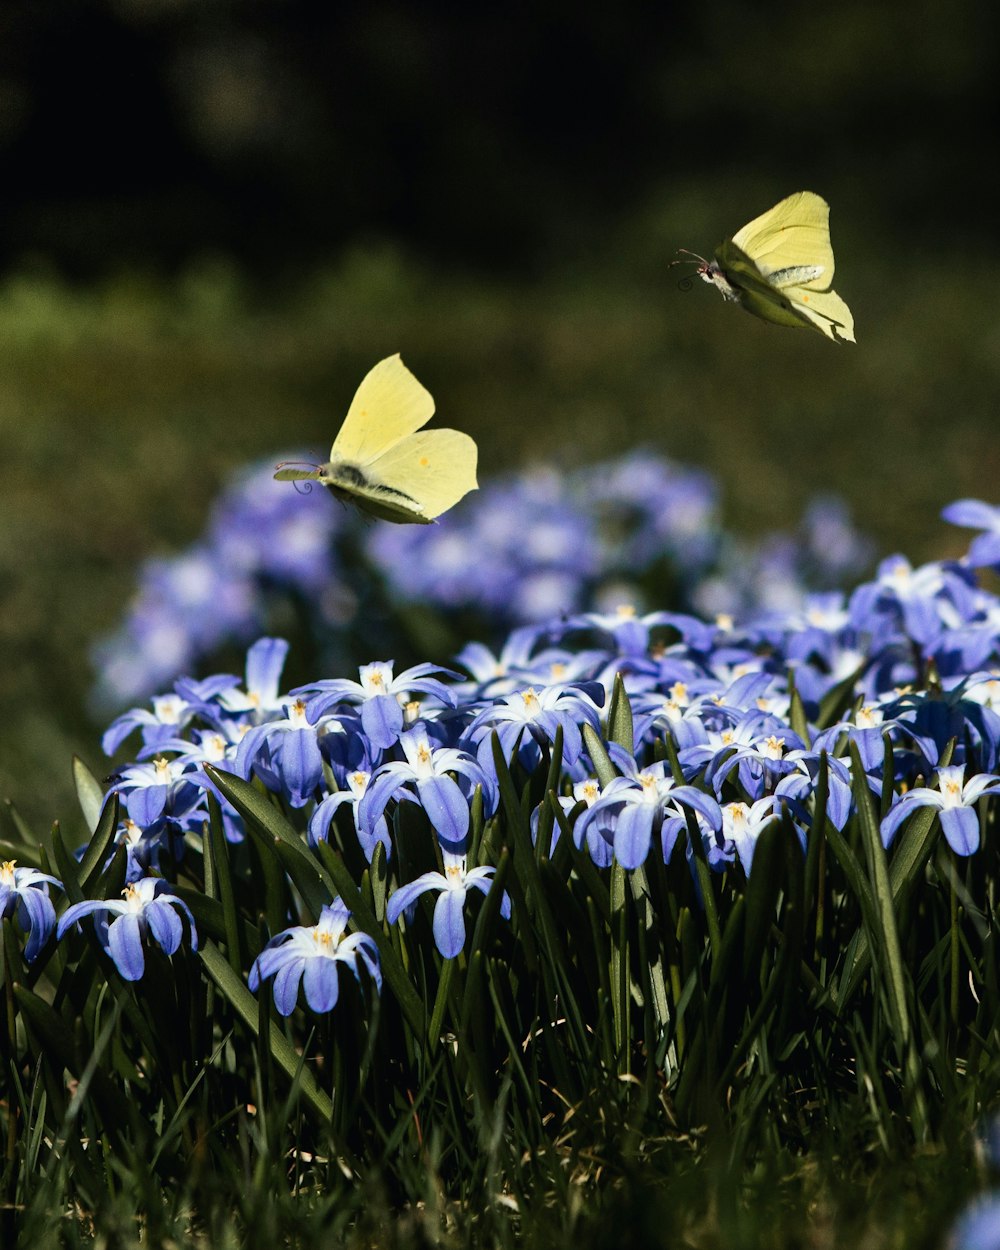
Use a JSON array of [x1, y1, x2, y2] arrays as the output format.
[[275, 354, 478, 524], [693, 191, 855, 343], [320, 459, 428, 524]]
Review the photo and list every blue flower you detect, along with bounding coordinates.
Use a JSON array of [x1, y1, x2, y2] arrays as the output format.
[[950, 1193, 1000, 1250], [297, 660, 460, 751], [386, 851, 510, 959], [359, 726, 495, 849], [943, 498, 1000, 569], [721, 798, 786, 876], [574, 757, 722, 870], [102, 690, 199, 756], [248, 899, 380, 1016], [880, 764, 1000, 855], [57, 877, 198, 981], [235, 696, 329, 808], [468, 680, 603, 772], [309, 767, 394, 862], [0, 860, 63, 961]]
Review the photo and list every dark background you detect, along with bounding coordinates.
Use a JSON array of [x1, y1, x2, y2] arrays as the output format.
[[3, 0, 1000, 832], [3, 1, 995, 278]]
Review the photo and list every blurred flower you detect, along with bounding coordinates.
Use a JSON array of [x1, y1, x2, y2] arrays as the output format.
[[949, 1193, 1000, 1250], [943, 499, 1000, 568]]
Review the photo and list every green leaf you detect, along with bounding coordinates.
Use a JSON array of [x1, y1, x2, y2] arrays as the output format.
[[550, 795, 611, 922], [205, 765, 334, 919], [610, 861, 629, 1066], [207, 794, 246, 974], [816, 662, 867, 731], [78, 790, 120, 892], [582, 722, 619, 789], [315, 840, 425, 1037], [847, 741, 927, 1137], [14, 984, 133, 1140], [788, 679, 811, 746], [73, 755, 107, 835], [3, 799, 38, 852], [607, 673, 635, 753], [198, 941, 333, 1125], [50, 824, 83, 905]]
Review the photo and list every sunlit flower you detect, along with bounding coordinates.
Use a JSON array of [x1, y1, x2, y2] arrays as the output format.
[[57, 877, 198, 981], [248, 899, 380, 1016]]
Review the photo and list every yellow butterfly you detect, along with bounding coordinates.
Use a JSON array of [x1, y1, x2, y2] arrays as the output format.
[[275, 354, 478, 524], [682, 191, 855, 343]]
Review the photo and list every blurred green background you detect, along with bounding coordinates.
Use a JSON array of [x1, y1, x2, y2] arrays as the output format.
[[2, 0, 999, 834]]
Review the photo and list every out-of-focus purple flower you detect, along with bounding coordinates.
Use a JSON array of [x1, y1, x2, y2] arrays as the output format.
[[949, 1193, 1000, 1250], [248, 898, 381, 1016], [943, 499, 1000, 569]]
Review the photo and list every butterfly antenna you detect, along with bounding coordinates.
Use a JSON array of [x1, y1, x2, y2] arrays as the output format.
[[274, 458, 320, 471], [666, 248, 709, 270], [667, 249, 711, 293]]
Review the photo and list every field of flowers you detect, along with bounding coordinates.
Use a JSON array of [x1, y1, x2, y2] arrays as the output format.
[[5, 422, 1000, 1244]]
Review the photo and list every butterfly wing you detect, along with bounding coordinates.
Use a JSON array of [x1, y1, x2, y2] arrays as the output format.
[[330, 353, 435, 464], [728, 191, 835, 287], [715, 193, 855, 342], [324, 429, 478, 524]]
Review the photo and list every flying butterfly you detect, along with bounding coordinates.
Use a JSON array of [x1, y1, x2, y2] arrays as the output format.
[[274, 354, 478, 524], [677, 191, 855, 343]]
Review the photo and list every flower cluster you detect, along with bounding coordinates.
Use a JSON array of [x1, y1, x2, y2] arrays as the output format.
[[46, 495, 996, 1021], [91, 450, 872, 710]]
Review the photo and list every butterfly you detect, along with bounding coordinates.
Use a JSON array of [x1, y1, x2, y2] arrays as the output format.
[[274, 354, 478, 524], [679, 191, 855, 343]]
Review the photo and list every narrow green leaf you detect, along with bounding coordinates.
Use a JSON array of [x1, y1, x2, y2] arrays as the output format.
[[551, 796, 611, 921], [839, 740, 954, 1006], [848, 741, 927, 1138], [629, 866, 670, 1030], [206, 765, 333, 918], [207, 794, 245, 974], [72, 755, 107, 835], [198, 941, 333, 1125], [172, 887, 259, 959], [50, 824, 83, 905], [610, 861, 628, 1066], [788, 679, 811, 747], [741, 821, 784, 987], [78, 790, 120, 891], [607, 673, 634, 753], [14, 984, 133, 1138], [3, 800, 38, 852], [315, 840, 425, 1036], [427, 956, 455, 1046], [534, 728, 564, 861], [582, 723, 618, 789], [370, 841, 389, 924]]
